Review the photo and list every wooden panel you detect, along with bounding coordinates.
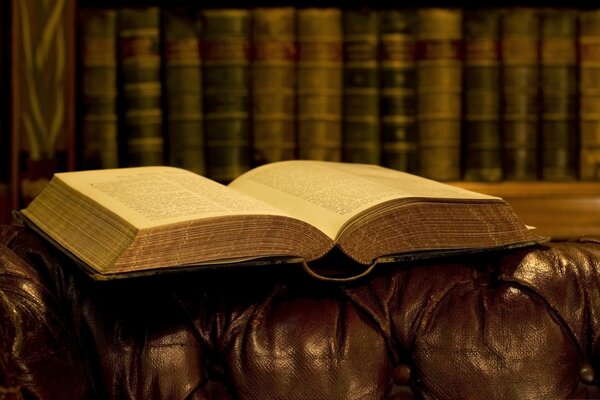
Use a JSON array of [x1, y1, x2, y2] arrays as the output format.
[[508, 198, 600, 239], [0, 183, 9, 225], [10, 0, 76, 210]]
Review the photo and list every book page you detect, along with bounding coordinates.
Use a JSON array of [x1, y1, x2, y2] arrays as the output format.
[[229, 160, 501, 239], [55, 166, 287, 229]]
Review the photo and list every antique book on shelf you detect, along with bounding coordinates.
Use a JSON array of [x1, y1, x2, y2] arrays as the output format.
[[500, 8, 540, 180], [18, 160, 543, 281], [202, 9, 251, 182], [297, 8, 343, 161], [578, 10, 600, 180], [379, 9, 417, 173], [162, 8, 205, 175], [251, 7, 297, 165], [342, 9, 380, 164], [539, 9, 577, 181], [117, 7, 164, 167], [463, 9, 502, 182], [416, 8, 463, 181], [79, 8, 119, 169]]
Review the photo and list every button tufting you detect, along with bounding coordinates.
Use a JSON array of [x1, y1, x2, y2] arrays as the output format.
[[393, 364, 411, 385], [580, 363, 595, 384]]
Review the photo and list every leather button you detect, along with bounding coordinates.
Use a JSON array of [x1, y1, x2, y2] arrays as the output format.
[[580, 363, 595, 384], [393, 364, 411, 385]]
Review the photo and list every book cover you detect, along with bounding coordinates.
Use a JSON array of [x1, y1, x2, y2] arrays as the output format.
[[463, 8, 502, 182], [379, 9, 418, 173], [578, 9, 600, 180], [500, 8, 540, 181], [540, 8, 577, 181], [79, 8, 119, 170], [251, 7, 297, 166], [416, 8, 463, 181], [162, 8, 205, 175], [117, 7, 164, 167], [342, 9, 380, 164], [202, 9, 251, 183], [297, 8, 343, 162]]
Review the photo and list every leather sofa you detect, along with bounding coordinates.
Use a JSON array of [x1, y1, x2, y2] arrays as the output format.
[[1, 223, 600, 400]]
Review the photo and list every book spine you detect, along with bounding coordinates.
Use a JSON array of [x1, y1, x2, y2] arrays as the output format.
[[162, 8, 205, 175], [251, 7, 297, 166], [117, 7, 164, 167], [463, 9, 502, 182], [202, 9, 251, 183], [342, 9, 380, 164], [500, 8, 540, 180], [578, 10, 600, 180], [416, 8, 463, 181], [540, 8, 578, 181], [79, 8, 119, 169], [297, 8, 343, 161], [379, 9, 418, 173]]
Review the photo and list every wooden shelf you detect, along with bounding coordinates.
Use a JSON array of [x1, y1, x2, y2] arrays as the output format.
[[453, 181, 600, 239]]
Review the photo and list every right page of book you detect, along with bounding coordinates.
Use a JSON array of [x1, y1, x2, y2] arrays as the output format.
[[228, 160, 499, 239]]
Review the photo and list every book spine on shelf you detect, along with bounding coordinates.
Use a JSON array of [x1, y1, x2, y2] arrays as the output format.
[[251, 7, 297, 166], [463, 9, 502, 182], [539, 8, 578, 181], [578, 10, 600, 180], [79, 8, 119, 170], [342, 9, 380, 164], [379, 9, 418, 173], [500, 8, 540, 180], [297, 8, 343, 161], [117, 7, 164, 167], [202, 9, 251, 183], [416, 8, 463, 181], [162, 8, 205, 175]]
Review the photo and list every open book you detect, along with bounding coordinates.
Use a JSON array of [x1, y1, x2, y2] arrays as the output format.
[[18, 160, 544, 280]]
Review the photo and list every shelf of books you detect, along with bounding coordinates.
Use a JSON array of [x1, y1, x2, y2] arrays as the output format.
[[4, 0, 600, 240]]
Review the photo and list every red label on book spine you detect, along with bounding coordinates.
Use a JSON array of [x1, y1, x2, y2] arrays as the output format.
[[203, 40, 250, 62], [416, 40, 462, 61]]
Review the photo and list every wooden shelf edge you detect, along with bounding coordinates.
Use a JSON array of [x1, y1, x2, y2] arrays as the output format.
[[451, 181, 600, 199]]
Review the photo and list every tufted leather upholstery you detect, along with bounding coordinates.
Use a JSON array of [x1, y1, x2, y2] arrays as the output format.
[[1, 223, 600, 399]]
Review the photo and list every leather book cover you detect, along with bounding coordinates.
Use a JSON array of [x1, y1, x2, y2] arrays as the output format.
[[297, 8, 343, 162], [342, 9, 380, 165], [416, 8, 463, 181], [117, 7, 164, 167], [500, 8, 540, 181], [379, 9, 418, 173], [251, 7, 297, 166], [202, 9, 251, 183], [540, 8, 577, 181], [463, 8, 502, 182], [162, 8, 205, 175], [578, 9, 600, 180]]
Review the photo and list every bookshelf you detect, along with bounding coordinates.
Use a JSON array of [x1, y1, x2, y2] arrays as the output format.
[[3, 0, 600, 240]]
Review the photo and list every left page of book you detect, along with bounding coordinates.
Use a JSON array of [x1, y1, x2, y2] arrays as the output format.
[[43, 167, 288, 229]]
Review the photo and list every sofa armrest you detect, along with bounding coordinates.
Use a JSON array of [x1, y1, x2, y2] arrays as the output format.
[[0, 225, 92, 399]]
